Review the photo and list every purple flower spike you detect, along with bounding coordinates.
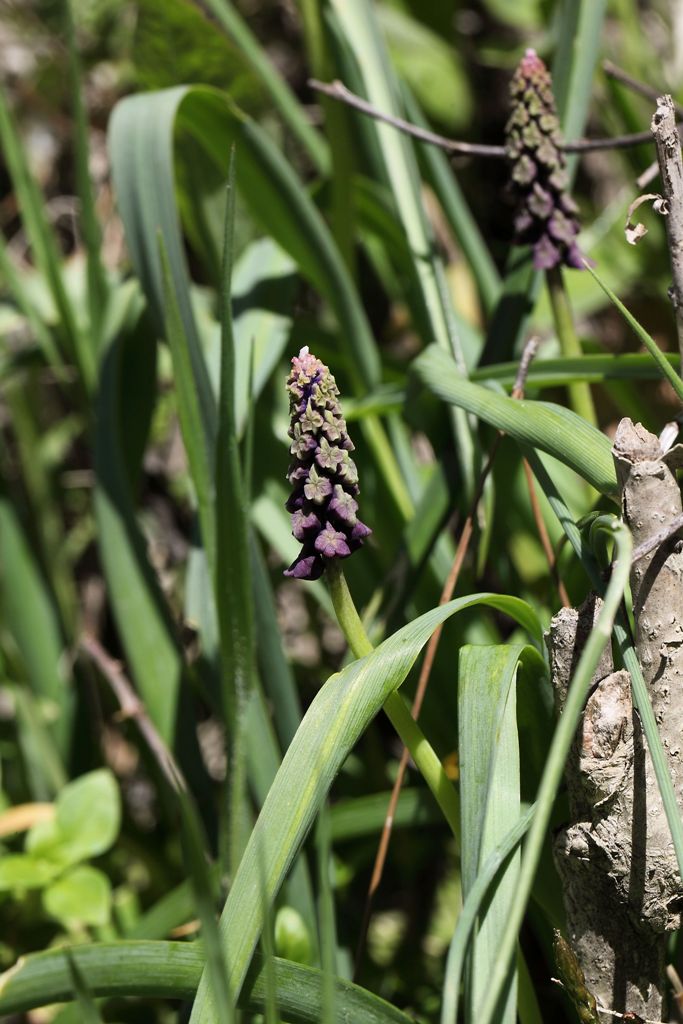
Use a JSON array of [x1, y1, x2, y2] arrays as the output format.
[[505, 49, 585, 271], [284, 347, 371, 581]]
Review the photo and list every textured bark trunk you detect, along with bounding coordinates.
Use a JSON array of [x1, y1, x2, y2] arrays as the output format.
[[548, 418, 683, 1020]]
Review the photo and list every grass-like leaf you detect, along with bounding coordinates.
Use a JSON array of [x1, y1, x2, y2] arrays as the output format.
[[159, 237, 217, 573], [0, 87, 93, 390], [441, 804, 535, 1024], [459, 644, 529, 1023], [402, 85, 500, 316], [0, 498, 71, 760], [215, 156, 254, 873], [479, 517, 631, 1024], [201, 0, 329, 173], [0, 942, 414, 1023], [473, 352, 681, 389], [94, 329, 183, 744], [65, 952, 105, 1024], [63, 0, 107, 336], [583, 260, 683, 402], [331, 0, 476, 494], [415, 345, 618, 497], [189, 591, 540, 1022]]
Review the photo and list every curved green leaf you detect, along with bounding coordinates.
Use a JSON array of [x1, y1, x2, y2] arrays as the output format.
[[415, 345, 618, 497], [472, 352, 681, 389], [0, 942, 414, 1024], [109, 84, 378, 387], [189, 592, 540, 1022], [459, 644, 525, 1023], [108, 83, 413, 520]]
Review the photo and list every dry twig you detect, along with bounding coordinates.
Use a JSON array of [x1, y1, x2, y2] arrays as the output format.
[[80, 634, 186, 794], [309, 78, 671, 159], [651, 95, 683, 366]]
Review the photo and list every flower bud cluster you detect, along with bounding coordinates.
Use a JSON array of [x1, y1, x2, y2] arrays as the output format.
[[284, 347, 371, 581], [505, 49, 584, 271]]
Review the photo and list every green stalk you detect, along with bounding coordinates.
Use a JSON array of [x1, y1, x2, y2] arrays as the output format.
[[326, 561, 460, 841], [546, 266, 597, 427]]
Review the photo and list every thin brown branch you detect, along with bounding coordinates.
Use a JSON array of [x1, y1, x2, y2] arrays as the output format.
[[652, 95, 683, 367], [603, 60, 683, 118], [308, 78, 671, 160], [562, 129, 658, 153], [80, 634, 186, 794], [354, 336, 550, 978], [309, 79, 507, 158]]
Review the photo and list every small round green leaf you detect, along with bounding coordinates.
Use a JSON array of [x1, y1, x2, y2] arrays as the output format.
[[0, 854, 61, 891], [27, 770, 121, 867], [43, 866, 112, 928]]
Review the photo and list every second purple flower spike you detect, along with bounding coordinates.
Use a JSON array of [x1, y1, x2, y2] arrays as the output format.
[[505, 48, 584, 271], [284, 347, 371, 581]]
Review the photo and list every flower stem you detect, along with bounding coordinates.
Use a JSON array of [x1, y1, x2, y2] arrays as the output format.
[[546, 266, 597, 427], [326, 561, 460, 841]]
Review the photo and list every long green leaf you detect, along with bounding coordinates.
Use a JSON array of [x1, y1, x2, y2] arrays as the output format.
[[472, 352, 681, 389], [331, 0, 476, 495], [415, 345, 617, 497], [175, 789, 233, 1023], [65, 953, 105, 1024], [330, 787, 440, 841], [0, 87, 93, 390], [231, 238, 296, 438], [459, 644, 524, 1024], [0, 239, 60, 365], [201, 0, 329, 173], [441, 804, 535, 1024], [0, 498, 71, 760], [94, 329, 183, 744], [583, 261, 683, 401], [216, 157, 254, 876], [109, 85, 378, 387], [11, 686, 67, 800], [63, 0, 107, 335], [189, 591, 540, 1022], [478, 518, 631, 1024], [552, 0, 609, 178], [0, 943, 414, 1023], [159, 238, 217, 572]]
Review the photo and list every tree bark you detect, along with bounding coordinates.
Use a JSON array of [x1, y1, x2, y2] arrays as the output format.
[[548, 417, 683, 1020]]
